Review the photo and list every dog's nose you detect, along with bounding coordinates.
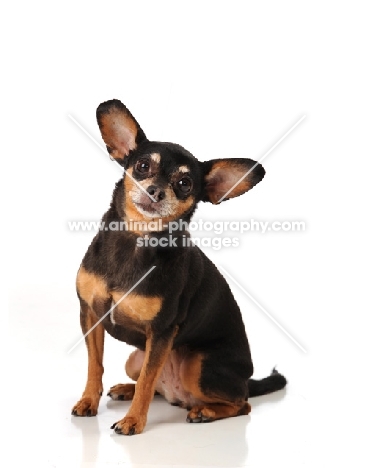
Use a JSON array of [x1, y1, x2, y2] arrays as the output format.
[[146, 185, 165, 202]]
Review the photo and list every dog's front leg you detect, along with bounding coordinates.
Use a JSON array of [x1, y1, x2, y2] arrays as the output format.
[[111, 326, 178, 435], [72, 301, 105, 416]]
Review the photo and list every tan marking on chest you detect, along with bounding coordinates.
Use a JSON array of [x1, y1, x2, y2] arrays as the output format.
[[76, 267, 109, 307], [111, 292, 162, 322]]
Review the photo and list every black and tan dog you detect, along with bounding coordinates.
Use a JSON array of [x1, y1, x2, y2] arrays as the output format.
[[72, 99, 287, 435]]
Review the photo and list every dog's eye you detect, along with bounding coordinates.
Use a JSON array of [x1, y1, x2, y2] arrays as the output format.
[[177, 177, 192, 194], [135, 159, 150, 174]]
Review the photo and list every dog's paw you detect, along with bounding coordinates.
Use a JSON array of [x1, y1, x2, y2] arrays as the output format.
[[111, 415, 146, 435], [186, 406, 215, 423], [107, 383, 135, 401], [71, 397, 99, 417], [186, 402, 251, 422]]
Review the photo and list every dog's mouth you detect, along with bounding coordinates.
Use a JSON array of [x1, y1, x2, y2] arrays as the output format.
[[131, 188, 177, 219], [135, 201, 161, 213], [134, 200, 172, 218]]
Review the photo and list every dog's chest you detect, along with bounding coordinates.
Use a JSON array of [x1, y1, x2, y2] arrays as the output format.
[[76, 267, 162, 325]]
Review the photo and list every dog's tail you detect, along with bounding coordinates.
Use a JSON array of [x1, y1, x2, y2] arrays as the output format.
[[248, 368, 287, 397]]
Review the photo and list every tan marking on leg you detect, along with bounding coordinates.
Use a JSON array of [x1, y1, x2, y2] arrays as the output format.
[[72, 303, 105, 416], [111, 327, 178, 435], [180, 353, 208, 401], [107, 383, 136, 401], [187, 402, 251, 423], [125, 349, 145, 381], [108, 351, 143, 401], [180, 352, 250, 422]]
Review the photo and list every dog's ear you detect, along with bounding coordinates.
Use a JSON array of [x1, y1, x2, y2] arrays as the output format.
[[96, 99, 147, 163], [201, 158, 265, 204]]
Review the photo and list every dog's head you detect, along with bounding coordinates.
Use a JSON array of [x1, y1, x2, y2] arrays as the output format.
[[97, 99, 265, 224]]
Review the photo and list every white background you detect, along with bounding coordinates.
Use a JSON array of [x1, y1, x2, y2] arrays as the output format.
[[5, 1, 367, 467]]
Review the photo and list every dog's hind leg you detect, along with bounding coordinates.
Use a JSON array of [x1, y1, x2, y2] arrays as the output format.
[[186, 401, 251, 423], [107, 349, 145, 401], [72, 301, 105, 416], [181, 351, 252, 423]]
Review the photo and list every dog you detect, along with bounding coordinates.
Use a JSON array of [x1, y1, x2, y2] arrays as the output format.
[[71, 99, 287, 435]]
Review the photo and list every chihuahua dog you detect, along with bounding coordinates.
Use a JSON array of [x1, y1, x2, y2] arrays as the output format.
[[72, 99, 287, 435]]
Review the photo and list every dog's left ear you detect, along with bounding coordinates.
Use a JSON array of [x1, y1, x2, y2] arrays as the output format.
[[201, 158, 265, 204], [96, 99, 147, 164]]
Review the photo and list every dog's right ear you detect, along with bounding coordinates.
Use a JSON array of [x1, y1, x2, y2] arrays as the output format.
[[96, 99, 147, 164]]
